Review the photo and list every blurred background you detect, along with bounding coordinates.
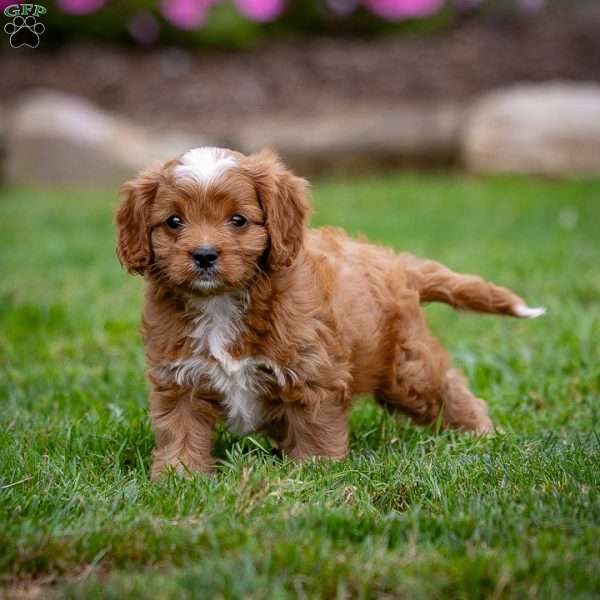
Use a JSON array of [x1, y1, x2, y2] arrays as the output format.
[[1, 0, 600, 182]]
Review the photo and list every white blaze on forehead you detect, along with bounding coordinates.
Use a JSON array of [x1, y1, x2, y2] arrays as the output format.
[[175, 147, 237, 186]]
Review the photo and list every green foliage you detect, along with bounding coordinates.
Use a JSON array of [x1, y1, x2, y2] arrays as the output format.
[[42, 2, 264, 49], [0, 175, 599, 598], [41, 0, 457, 48]]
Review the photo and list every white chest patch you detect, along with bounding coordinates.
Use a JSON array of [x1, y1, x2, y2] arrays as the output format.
[[164, 294, 285, 435], [175, 147, 237, 187]]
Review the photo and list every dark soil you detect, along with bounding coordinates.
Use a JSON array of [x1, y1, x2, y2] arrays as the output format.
[[2, 8, 599, 135]]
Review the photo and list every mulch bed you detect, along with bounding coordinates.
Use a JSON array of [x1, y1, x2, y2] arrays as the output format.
[[2, 7, 599, 135]]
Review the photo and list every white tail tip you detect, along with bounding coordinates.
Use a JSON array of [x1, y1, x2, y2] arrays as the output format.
[[513, 305, 546, 319]]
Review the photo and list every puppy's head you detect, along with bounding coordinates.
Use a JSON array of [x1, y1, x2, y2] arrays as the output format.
[[116, 147, 310, 295]]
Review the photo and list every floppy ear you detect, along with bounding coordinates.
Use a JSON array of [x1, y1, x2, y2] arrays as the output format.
[[115, 166, 162, 275], [246, 149, 311, 270]]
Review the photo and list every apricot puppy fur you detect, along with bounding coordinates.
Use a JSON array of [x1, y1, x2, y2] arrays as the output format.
[[116, 147, 544, 478]]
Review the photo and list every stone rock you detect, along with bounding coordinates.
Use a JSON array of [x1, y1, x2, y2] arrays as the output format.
[[463, 83, 600, 176], [5, 90, 203, 185], [234, 102, 463, 173]]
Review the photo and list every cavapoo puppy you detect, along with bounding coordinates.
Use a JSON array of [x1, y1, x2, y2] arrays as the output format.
[[116, 147, 544, 479]]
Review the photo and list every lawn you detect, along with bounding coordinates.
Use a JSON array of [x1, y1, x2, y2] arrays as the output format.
[[1, 175, 599, 599]]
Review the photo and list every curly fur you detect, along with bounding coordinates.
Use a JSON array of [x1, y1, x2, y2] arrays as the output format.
[[115, 147, 544, 478]]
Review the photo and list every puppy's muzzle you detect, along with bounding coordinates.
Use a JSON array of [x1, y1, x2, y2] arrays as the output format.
[[192, 246, 219, 270]]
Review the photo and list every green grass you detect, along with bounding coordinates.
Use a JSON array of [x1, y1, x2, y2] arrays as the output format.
[[1, 175, 599, 599]]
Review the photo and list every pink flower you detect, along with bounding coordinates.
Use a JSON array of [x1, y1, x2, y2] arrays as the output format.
[[234, 0, 285, 23], [55, 0, 106, 15], [160, 0, 217, 29], [363, 0, 444, 20]]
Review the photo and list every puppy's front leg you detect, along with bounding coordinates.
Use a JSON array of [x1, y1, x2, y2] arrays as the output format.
[[280, 398, 349, 461], [149, 383, 219, 479]]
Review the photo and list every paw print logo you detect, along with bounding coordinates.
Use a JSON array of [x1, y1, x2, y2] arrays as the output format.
[[4, 15, 45, 48]]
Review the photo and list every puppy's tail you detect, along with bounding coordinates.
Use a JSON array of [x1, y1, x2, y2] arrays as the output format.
[[400, 254, 545, 318]]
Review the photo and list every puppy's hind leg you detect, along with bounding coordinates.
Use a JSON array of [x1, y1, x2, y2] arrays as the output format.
[[375, 295, 493, 434], [375, 346, 493, 435]]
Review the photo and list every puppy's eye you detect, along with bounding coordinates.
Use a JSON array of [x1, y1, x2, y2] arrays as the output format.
[[229, 214, 248, 228], [165, 215, 183, 230]]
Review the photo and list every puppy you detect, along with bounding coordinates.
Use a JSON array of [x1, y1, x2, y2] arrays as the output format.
[[116, 147, 544, 478]]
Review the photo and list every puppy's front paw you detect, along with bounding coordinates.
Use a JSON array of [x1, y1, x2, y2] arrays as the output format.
[[464, 400, 495, 436], [150, 455, 214, 480], [473, 417, 495, 436]]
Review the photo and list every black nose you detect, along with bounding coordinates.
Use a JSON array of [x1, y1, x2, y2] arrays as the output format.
[[192, 246, 219, 269]]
